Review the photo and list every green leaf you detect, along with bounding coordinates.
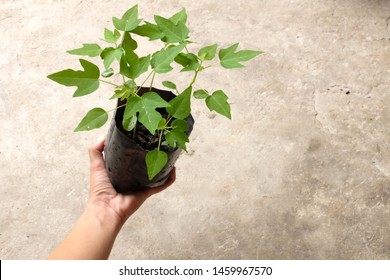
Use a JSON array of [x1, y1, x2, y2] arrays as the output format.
[[74, 108, 108, 132], [101, 68, 114, 78], [111, 80, 137, 100], [151, 43, 187, 73], [193, 89, 209, 99], [131, 22, 164, 41], [157, 118, 167, 129], [166, 119, 189, 150], [47, 59, 100, 97], [206, 90, 231, 119], [122, 115, 137, 132], [154, 15, 189, 43], [124, 92, 170, 134], [104, 28, 121, 44], [218, 43, 239, 59], [167, 86, 192, 119], [109, 90, 124, 100], [166, 128, 189, 151], [67, 44, 102, 57], [219, 43, 263, 68], [146, 150, 168, 180], [100, 47, 123, 69], [181, 54, 200, 72], [132, 55, 151, 79], [171, 119, 188, 131], [122, 32, 138, 51], [169, 8, 187, 25], [174, 52, 191, 66], [162, 80, 177, 90], [120, 51, 150, 80], [174, 52, 200, 72], [198, 44, 217, 61], [113, 4, 141, 31]]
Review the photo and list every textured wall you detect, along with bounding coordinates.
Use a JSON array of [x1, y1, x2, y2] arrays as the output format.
[[0, 0, 389, 259]]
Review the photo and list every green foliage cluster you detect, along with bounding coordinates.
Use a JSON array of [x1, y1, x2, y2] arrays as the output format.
[[48, 5, 263, 180]]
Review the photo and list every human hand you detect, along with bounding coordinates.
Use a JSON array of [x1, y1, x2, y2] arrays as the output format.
[[86, 137, 176, 229]]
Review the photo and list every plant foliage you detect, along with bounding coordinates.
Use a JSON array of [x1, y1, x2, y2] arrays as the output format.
[[48, 4, 263, 180]]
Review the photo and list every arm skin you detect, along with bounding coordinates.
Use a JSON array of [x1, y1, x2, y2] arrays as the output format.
[[47, 138, 176, 260]]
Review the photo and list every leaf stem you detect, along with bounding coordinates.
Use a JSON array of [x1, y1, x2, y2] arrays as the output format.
[[150, 71, 156, 91], [136, 70, 155, 95], [189, 70, 199, 88], [107, 103, 127, 113], [157, 129, 163, 150], [100, 79, 120, 87], [132, 123, 137, 140], [203, 62, 218, 69]]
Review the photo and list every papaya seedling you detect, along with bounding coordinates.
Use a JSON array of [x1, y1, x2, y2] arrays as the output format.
[[48, 4, 263, 183]]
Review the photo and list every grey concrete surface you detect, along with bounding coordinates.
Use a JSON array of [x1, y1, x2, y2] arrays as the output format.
[[0, 0, 389, 259]]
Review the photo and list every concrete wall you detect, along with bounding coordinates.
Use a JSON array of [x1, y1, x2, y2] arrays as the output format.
[[0, 0, 389, 259]]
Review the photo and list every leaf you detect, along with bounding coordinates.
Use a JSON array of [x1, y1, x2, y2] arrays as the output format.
[[124, 92, 170, 134], [74, 108, 108, 132], [109, 90, 124, 100], [111, 80, 136, 100], [166, 119, 189, 150], [193, 89, 209, 99], [132, 55, 151, 79], [198, 43, 217, 61], [151, 43, 187, 73], [166, 128, 189, 151], [162, 80, 177, 90], [181, 53, 200, 72], [146, 150, 168, 180], [171, 119, 188, 131], [47, 59, 100, 97], [205, 90, 231, 119], [157, 118, 167, 129], [104, 28, 121, 44], [122, 32, 138, 51], [174, 52, 200, 72], [100, 47, 123, 69], [67, 44, 102, 57], [218, 43, 239, 59], [120, 52, 150, 80], [122, 115, 137, 131], [219, 43, 263, 68], [154, 15, 189, 43], [112, 4, 141, 31], [174, 52, 191, 66], [131, 21, 164, 41], [169, 8, 187, 25], [101, 68, 114, 78], [167, 86, 192, 119]]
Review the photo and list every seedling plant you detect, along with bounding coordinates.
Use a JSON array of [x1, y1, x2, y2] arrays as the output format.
[[48, 5, 263, 180]]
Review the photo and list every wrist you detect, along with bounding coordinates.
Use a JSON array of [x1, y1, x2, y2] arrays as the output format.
[[84, 200, 125, 233]]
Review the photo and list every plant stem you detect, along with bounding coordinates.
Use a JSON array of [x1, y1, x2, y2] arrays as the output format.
[[149, 71, 156, 91], [135, 70, 155, 95], [166, 115, 173, 125], [189, 70, 199, 88], [132, 124, 137, 140], [157, 129, 163, 150], [107, 103, 127, 113], [203, 62, 218, 69], [100, 80, 120, 87]]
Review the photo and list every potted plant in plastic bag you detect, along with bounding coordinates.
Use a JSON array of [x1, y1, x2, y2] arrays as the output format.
[[48, 5, 263, 193]]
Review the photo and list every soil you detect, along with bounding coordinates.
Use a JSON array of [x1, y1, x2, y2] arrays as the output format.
[[124, 118, 174, 153]]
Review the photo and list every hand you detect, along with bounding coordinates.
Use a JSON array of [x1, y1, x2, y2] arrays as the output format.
[[86, 137, 176, 228]]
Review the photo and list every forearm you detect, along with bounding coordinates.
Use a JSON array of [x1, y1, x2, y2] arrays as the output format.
[[47, 205, 123, 260]]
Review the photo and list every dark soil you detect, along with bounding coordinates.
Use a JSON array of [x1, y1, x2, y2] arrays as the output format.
[[124, 122, 174, 153]]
